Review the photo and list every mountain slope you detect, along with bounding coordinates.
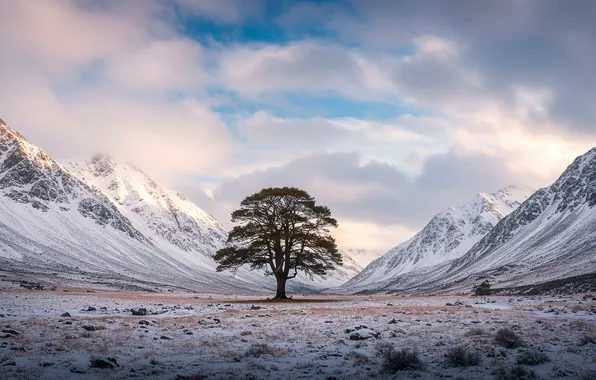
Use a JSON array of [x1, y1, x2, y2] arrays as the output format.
[[339, 186, 531, 293], [64, 156, 361, 290], [65, 155, 227, 258], [355, 148, 596, 295], [0, 120, 265, 292]]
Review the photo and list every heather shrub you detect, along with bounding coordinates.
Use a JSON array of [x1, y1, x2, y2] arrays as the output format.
[[444, 346, 481, 367]]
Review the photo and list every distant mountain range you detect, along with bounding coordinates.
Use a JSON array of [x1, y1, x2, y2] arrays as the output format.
[[340, 149, 596, 295], [0, 119, 361, 292], [340, 186, 531, 293]]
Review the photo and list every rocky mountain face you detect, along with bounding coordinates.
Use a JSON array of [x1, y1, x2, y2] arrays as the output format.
[[438, 147, 596, 291], [65, 155, 227, 256], [0, 121, 145, 241], [0, 120, 263, 292], [0, 119, 360, 292], [339, 186, 531, 293], [346, 148, 596, 295]]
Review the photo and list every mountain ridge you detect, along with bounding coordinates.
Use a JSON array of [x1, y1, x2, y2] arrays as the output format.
[[339, 185, 531, 293], [350, 147, 596, 295]]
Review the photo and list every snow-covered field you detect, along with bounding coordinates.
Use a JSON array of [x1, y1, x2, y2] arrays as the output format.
[[0, 289, 595, 380]]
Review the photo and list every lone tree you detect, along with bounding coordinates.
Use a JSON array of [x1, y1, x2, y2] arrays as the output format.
[[214, 187, 342, 299]]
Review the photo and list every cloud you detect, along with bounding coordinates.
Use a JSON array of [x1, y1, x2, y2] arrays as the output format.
[[323, 0, 596, 134], [174, 0, 263, 23], [216, 36, 486, 113], [211, 149, 531, 229], [106, 38, 208, 93], [0, 0, 232, 184], [218, 41, 397, 102], [235, 111, 426, 151]]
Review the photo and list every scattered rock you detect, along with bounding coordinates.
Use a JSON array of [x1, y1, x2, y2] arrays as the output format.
[[240, 331, 252, 336], [160, 336, 172, 340], [70, 367, 86, 374], [250, 305, 263, 310], [90, 358, 118, 369], [138, 320, 150, 326], [345, 325, 380, 340], [82, 325, 105, 332], [20, 281, 44, 290], [388, 318, 398, 324], [2, 329, 21, 336], [0, 358, 16, 366], [61, 312, 71, 318], [86, 307, 97, 312], [199, 317, 220, 325], [131, 308, 148, 316], [324, 320, 334, 324]]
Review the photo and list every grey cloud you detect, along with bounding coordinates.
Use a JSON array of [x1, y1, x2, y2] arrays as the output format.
[[235, 112, 350, 149], [329, 0, 596, 134], [219, 42, 391, 102], [208, 150, 531, 230]]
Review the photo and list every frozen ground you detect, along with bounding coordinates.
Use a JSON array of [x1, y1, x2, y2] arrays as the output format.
[[0, 289, 595, 380]]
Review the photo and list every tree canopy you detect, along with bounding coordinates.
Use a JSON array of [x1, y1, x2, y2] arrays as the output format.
[[214, 187, 342, 299]]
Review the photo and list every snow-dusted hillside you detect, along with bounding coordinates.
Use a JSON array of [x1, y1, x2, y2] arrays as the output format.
[[0, 120, 360, 292], [339, 186, 531, 293], [349, 148, 596, 295], [64, 156, 361, 289], [438, 147, 596, 291], [65, 155, 227, 258], [0, 119, 263, 293]]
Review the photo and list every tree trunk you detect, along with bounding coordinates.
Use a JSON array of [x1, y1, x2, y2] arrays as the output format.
[[274, 276, 288, 299]]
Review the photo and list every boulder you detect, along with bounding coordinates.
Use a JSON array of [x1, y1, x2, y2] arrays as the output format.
[[345, 325, 380, 340], [131, 308, 147, 316]]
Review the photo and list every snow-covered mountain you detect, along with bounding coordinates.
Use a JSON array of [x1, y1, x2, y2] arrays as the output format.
[[65, 155, 227, 258], [0, 119, 360, 292], [344, 148, 596, 295], [339, 186, 531, 293], [64, 156, 361, 289], [0, 119, 265, 292], [435, 147, 596, 292]]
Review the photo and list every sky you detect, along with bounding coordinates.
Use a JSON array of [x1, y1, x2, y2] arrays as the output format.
[[1, 0, 595, 262]]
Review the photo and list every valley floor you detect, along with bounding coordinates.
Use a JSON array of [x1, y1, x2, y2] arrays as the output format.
[[0, 285, 595, 380]]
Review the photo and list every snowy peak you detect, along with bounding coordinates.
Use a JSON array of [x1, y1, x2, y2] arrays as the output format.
[[0, 120, 144, 240], [0, 119, 55, 171], [340, 185, 531, 292], [65, 156, 227, 256], [454, 147, 596, 268], [550, 148, 596, 212]]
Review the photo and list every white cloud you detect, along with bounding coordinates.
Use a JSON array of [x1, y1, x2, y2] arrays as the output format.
[[106, 38, 208, 92], [334, 219, 417, 255], [0, 0, 232, 185], [413, 35, 461, 59], [218, 41, 397, 101]]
